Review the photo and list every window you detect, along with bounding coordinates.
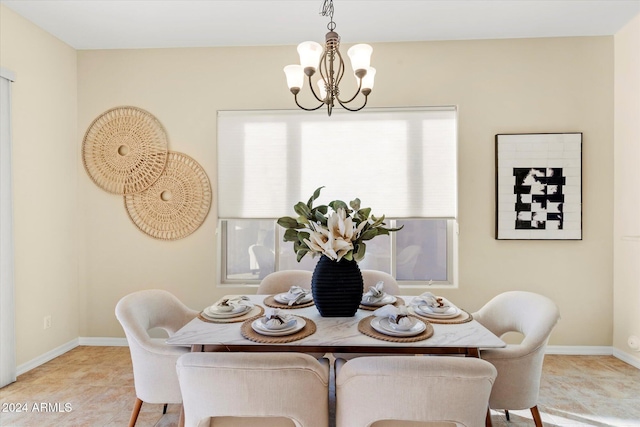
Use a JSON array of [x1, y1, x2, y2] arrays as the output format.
[[218, 107, 457, 287]]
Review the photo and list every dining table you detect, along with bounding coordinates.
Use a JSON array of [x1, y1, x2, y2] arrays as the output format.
[[166, 294, 505, 357]]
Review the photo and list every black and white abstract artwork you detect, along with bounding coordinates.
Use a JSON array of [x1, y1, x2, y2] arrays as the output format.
[[496, 133, 582, 240]]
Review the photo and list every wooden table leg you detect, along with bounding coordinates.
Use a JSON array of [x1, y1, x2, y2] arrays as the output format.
[[486, 408, 493, 427]]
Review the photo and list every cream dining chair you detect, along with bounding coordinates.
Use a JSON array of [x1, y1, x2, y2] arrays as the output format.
[[335, 355, 497, 427], [361, 269, 400, 295], [472, 291, 560, 426], [176, 352, 330, 427], [115, 289, 199, 427], [257, 270, 312, 294]]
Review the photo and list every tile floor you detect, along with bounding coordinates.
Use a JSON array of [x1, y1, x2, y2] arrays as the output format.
[[1, 346, 639, 427]]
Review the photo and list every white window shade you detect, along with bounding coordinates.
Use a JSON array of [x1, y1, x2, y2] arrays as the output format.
[[217, 107, 457, 219]]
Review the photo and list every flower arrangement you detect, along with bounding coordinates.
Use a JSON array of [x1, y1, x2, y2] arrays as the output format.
[[277, 187, 403, 263]]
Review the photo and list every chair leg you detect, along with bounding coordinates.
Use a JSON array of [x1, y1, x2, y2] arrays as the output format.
[[163, 403, 168, 414], [486, 408, 493, 427], [531, 405, 543, 427], [505, 409, 510, 421], [128, 398, 143, 427], [178, 404, 185, 427]]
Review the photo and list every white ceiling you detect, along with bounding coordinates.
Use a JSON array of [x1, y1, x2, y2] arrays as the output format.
[[2, 0, 639, 50]]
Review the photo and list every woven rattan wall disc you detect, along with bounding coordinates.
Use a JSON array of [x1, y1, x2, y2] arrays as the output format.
[[82, 106, 169, 194], [124, 151, 212, 240]]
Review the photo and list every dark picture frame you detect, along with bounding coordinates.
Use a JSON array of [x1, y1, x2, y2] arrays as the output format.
[[495, 133, 582, 240]]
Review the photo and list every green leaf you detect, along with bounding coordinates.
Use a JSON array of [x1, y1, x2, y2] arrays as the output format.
[[283, 228, 300, 242], [349, 198, 361, 211], [359, 228, 379, 241], [296, 249, 310, 262], [329, 200, 348, 212], [342, 251, 353, 261], [297, 231, 310, 243], [277, 216, 300, 229], [294, 202, 312, 218], [307, 186, 324, 208], [314, 210, 328, 225], [356, 207, 371, 221], [353, 242, 366, 262], [313, 205, 328, 215]]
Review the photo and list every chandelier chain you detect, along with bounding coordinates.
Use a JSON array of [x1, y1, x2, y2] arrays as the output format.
[[320, 0, 336, 31]]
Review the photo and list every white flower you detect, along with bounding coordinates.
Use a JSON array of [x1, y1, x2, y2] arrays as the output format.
[[304, 220, 354, 261]]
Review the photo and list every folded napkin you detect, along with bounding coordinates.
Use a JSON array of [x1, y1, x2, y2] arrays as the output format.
[[410, 292, 451, 311], [362, 281, 386, 303], [262, 308, 295, 329], [284, 286, 311, 306], [372, 304, 413, 329], [216, 295, 252, 310]]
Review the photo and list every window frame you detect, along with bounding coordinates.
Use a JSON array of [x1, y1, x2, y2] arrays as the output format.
[[218, 218, 458, 289]]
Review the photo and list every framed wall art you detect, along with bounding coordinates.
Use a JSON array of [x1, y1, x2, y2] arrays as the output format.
[[495, 133, 582, 240]]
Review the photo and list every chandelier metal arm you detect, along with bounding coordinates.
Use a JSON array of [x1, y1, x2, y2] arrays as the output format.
[[293, 93, 325, 111], [336, 75, 365, 105], [336, 94, 369, 112]]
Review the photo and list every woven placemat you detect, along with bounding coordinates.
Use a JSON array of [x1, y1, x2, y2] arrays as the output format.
[[241, 316, 316, 343], [124, 151, 212, 240], [263, 295, 315, 309], [198, 305, 264, 324], [411, 309, 473, 324], [359, 296, 406, 311], [358, 315, 434, 343], [82, 106, 169, 195]]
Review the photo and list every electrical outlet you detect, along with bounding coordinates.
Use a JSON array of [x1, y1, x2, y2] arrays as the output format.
[[44, 315, 51, 330]]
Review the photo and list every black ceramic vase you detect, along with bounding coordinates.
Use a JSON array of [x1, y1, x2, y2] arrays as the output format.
[[311, 255, 364, 317]]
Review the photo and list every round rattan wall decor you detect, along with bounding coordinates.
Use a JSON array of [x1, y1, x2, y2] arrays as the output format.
[[82, 106, 169, 195], [124, 151, 212, 240]]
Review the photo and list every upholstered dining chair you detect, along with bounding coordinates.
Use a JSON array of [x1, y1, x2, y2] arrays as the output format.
[[335, 355, 497, 427], [257, 270, 312, 294], [472, 291, 560, 426], [115, 289, 199, 427], [176, 352, 330, 427], [361, 269, 400, 295]]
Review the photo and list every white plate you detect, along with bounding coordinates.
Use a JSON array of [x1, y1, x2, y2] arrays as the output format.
[[361, 294, 397, 307], [414, 305, 461, 319], [204, 304, 251, 318], [274, 292, 313, 305], [371, 317, 426, 337], [251, 316, 306, 336], [256, 317, 297, 331]]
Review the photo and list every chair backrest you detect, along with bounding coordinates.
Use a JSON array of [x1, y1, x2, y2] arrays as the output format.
[[177, 352, 330, 427], [249, 244, 275, 278], [472, 291, 560, 410], [115, 289, 198, 404], [257, 270, 313, 294], [335, 356, 496, 427], [361, 270, 400, 295]]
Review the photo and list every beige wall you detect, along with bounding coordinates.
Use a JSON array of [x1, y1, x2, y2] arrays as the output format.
[[77, 36, 615, 346], [0, 5, 79, 365], [614, 14, 640, 364]]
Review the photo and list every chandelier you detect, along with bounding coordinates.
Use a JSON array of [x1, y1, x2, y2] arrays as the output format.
[[283, 0, 375, 116]]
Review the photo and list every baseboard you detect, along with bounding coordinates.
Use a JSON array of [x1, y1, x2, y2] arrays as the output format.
[[546, 345, 613, 355], [16, 338, 79, 376], [613, 348, 640, 369], [78, 337, 128, 346]]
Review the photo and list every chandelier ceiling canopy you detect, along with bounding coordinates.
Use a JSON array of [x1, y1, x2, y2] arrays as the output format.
[[283, 0, 375, 116]]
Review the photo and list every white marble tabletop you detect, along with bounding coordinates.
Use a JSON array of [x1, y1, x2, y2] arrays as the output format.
[[166, 295, 505, 355]]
